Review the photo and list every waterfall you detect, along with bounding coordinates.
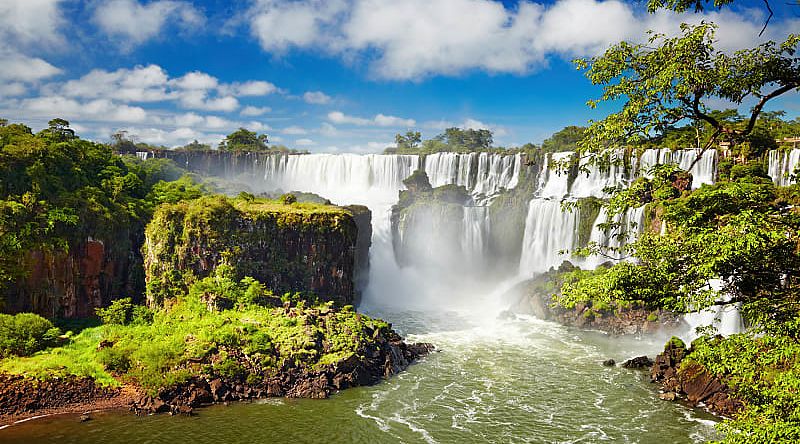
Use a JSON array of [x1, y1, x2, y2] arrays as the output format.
[[570, 149, 628, 198], [263, 153, 420, 200], [682, 280, 745, 341], [537, 152, 572, 198], [637, 148, 717, 188], [519, 199, 579, 276], [768, 149, 800, 186], [579, 205, 646, 270], [462, 206, 488, 260], [424, 152, 522, 198]]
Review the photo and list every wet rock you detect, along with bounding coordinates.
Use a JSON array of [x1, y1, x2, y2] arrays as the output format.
[[79, 413, 91, 422], [622, 356, 654, 369], [603, 359, 616, 367], [659, 392, 677, 401]]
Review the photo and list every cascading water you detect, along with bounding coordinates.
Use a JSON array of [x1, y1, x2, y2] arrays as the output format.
[[637, 148, 717, 188], [768, 149, 800, 186], [518, 199, 579, 276], [424, 152, 521, 199], [570, 149, 628, 198]]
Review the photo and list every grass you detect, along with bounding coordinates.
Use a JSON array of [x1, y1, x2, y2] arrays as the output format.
[[0, 294, 390, 395]]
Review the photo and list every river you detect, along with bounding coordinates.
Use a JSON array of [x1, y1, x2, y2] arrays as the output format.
[[0, 307, 718, 444]]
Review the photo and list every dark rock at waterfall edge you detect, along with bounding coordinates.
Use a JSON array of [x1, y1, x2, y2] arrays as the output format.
[[650, 337, 743, 417], [603, 359, 616, 367], [130, 338, 435, 417], [622, 356, 654, 369]]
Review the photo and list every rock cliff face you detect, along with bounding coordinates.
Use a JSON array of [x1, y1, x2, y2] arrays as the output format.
[[4, 232, 144, 319], [144, 195, 367, 306], [650, 338, 743, 417]]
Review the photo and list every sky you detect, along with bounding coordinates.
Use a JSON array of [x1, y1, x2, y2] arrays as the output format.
[[0, 0, 798, 152]]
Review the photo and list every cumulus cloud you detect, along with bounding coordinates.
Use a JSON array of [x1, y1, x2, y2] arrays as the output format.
[[249, 0, 348, 51], [0, 0, 64, 48], [240, 105, 271, 116], [295, 138, 315, 146], [51, 64, 284, 113], [0, 50, 62, 84], [281, 126, 308, 135], [16, 96, 148, 123], [303, 91, 332, 104], [93, 0, 204, 46], [328, 111, 415, 127], [247, 0, 789, 80]]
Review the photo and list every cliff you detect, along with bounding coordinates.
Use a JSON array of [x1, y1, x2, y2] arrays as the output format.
[[144, 195, 367, 306], [4, 230, 144, 319]]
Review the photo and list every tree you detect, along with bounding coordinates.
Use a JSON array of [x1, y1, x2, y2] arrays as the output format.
[[219, 128, 270, 152], [395, 131, 422, 149], [443, 127, 493, 150], [37, 118, 76, 142], [182, 140, 211, 151], [541, 126, 586, 153], [576, 23, 799, 167]]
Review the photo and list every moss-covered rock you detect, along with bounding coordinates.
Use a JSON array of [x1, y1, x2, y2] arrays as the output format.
[[144, 195, 363, 307]]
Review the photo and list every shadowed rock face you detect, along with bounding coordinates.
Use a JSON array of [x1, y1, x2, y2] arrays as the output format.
[[144, 197, 368, 307], [5, 233, 144, 319]]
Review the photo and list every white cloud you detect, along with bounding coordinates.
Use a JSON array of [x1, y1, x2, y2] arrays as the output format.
[[61, 65, 170, 102], [226, 81, 279, 96], [0, 82, 27, 97], [248, 0, 788, 80], [319, 122, 338, 136], [461, 118, 507, 137], [0, 0, 64, 47], [282, 126, 308, 135], [328, 110, 415, 127], [18, 96, 148, 123], [249, 0, 348, 51], [114, 126, 225, 147], [0, 49, 62, 83], [295, 138, 315, 146], [303, 91, 332, 104], [240, 105, 271, 116], [93, 0, 204, 46], [171, 71, 219, 90]]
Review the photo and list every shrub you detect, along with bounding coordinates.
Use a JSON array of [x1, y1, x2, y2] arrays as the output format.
[[0, 313, 61, 358], [96, 298, 153, 326]]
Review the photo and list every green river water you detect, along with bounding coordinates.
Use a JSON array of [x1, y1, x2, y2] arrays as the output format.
[[0, 308, 719, 444]]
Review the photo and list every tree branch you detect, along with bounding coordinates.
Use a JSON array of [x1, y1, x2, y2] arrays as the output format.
[[759, 0, 774, 37]]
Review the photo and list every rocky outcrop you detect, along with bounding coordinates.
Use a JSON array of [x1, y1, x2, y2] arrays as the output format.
[[4, 233, 144, 319], [505, 263, 683, 335], [144, 195, 367, 306], [131, 332, 433, 416], [0, 374, 125, 424], [650, 337, 743, 417], [344, 205, 372, 303]]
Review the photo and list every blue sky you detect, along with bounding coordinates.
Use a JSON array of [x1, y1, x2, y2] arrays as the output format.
[[0, 0, 797, 152]]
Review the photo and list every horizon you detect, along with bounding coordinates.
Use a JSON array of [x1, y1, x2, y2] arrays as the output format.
[[1, 0, 798, 153]]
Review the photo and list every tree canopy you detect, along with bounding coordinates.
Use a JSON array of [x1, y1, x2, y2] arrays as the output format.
[[576, 23, 799, 162]]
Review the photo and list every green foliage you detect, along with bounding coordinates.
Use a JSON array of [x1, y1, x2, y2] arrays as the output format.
[[395, 131, 422, 149], [541, 126, 586, 153], [144, 194, 355, 307], [0, 278, 392, 394], [0, 313, 61, 358], [576, 23, 799, 154], [218, 128, 270, 152], [682, 332, 800, 443], [0, 119, 196, 295], [96, 298, 153, 326]]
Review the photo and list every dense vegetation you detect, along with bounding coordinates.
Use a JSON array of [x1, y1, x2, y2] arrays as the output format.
[[0, 267, 387, 394], [0, 119, 198, 298], [564, 3, 800, 440]]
